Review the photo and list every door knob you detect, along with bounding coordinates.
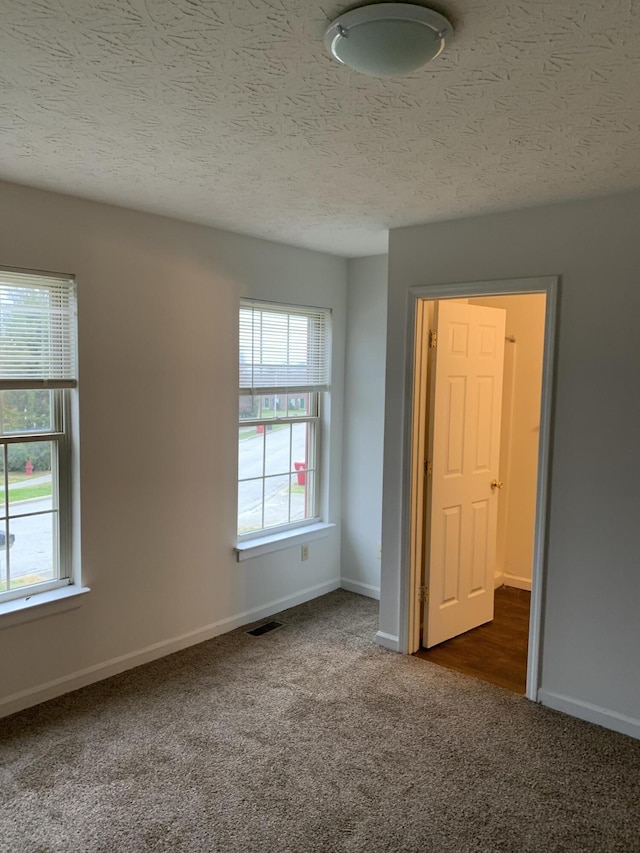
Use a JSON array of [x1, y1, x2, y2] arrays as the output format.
[[490, 479, 504, 490]]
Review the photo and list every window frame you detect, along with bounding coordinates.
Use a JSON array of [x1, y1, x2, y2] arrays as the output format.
[[237, 299, 331, 542], [0, 267, 77, 605]]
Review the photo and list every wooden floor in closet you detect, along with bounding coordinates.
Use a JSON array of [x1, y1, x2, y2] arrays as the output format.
[[414, 586, 531, 694]]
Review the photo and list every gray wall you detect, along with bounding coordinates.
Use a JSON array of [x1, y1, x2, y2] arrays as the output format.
[[0, 180, 347, 715], [341, 256, 388, 598], [381, 191, 640, 735]]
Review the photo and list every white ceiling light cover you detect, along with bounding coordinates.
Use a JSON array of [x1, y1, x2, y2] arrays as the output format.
[[325, 3, 453, 78]]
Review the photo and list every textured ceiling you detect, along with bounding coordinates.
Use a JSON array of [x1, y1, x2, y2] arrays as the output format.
[[1, 0, 639, 256]]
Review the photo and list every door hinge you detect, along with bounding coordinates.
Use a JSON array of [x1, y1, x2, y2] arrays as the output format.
[[424, 459, 433, 477], [419, 586, 429, 602], [428, 330, 437, 348]]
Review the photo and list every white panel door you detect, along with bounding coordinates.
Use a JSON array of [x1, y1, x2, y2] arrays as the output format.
[[424, 301, 506, 648]]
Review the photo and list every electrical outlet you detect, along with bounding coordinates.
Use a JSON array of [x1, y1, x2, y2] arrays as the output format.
[[301, 544, 309, 561], [377, 543, 382, 559]]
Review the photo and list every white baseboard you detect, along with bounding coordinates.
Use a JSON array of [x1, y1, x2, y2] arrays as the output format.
[[538, 689, 640, 741], [494, 572, 504, 590], [502, 574, 532, 591], [340, 578, 380, 600], [0, 578, 340, 720], [375, 630, 399, 652]]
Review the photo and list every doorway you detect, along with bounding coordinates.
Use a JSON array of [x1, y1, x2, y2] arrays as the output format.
[[403, 277, 558, 702], [415, 586, 530, 693]]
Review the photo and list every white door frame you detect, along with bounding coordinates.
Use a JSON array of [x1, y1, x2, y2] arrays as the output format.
[[400, 276, 558, 701]]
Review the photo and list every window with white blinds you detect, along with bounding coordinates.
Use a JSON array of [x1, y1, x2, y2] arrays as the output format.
[[0, 270, 77, 388], [238, 300, 331, 539], [0, 268, 78, 606], [239, 300, 331, 394]]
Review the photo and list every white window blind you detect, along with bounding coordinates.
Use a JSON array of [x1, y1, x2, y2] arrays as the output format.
[[0, 269, 77, 388], [239, 300, 331, 394]]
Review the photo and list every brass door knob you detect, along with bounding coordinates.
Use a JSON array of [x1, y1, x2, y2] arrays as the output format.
[[491, 479, 504, 490]]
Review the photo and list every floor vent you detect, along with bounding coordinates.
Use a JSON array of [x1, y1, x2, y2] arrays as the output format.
[[247, 620, 283, 637]]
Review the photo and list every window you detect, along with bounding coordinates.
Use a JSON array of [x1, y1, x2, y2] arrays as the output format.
[[238, 299, 331, 538], [0, 269, 77, 603]]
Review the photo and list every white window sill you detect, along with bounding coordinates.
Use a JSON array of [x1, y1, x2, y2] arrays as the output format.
[[235, 522, 335, 562], [0, 584, 90, 629]]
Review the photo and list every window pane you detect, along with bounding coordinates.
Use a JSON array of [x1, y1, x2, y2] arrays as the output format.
[[7, 512, 55, 589], [291, 422, 309, 475], [238, 393, 317, 424], [290, 473, 308, 522], [259, 396, 280, 420], [238, 429, 264, 481], [285, 392, 315, 418], [265, 425, 290, 476], [0, 518, 10, 590], [238, 480, 263, 536], [5, 442, 54, 511], [239, 394, 259, 420], [0, 390, 53, 435], [239, 394, 291, 421], [263, 474, 291, 530]]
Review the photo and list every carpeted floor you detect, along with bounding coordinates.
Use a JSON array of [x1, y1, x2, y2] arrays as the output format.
[[1, 590, 639, 853]]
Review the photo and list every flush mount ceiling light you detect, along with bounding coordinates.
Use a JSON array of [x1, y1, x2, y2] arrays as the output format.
[[325, 3, 453, 78]]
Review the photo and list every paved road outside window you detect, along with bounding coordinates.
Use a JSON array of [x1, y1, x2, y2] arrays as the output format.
[[1, 476, 54, 585], [238, 425, 308, 532]]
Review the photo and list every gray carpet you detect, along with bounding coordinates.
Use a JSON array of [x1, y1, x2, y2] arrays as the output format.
[[1, 590, 639, 853]]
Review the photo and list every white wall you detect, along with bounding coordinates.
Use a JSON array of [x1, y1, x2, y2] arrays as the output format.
[[381, 191, 640, 738], [470, 294, 546, 588], [340, 256, 388, 599], [0, 181, 347, 715]]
